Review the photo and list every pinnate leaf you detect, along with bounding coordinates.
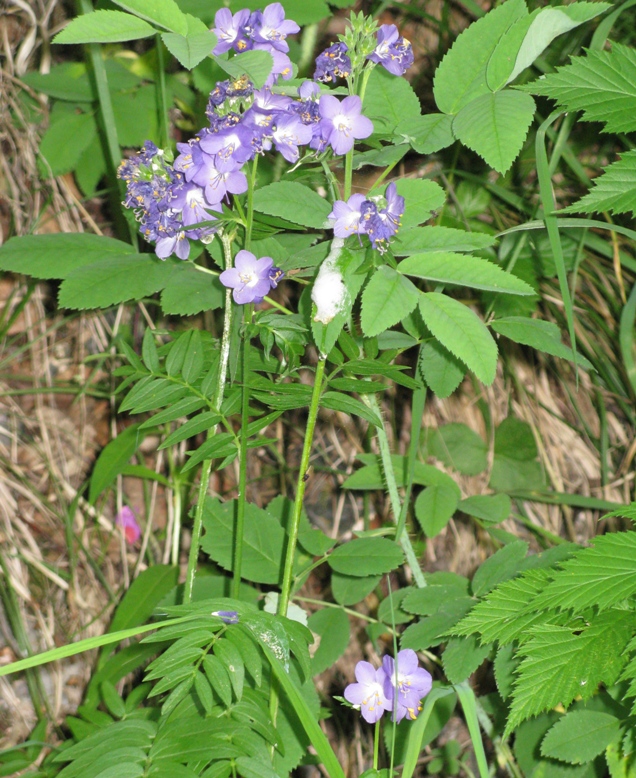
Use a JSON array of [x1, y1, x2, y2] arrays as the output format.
[[111, 0, 188, 34], [414, 484, 459, 537], [394, 179, 445, 228], [253, 182, 331, 229], [393, 226, 496, 256], [364, 66, 421, 134], [452, 90, 536, 175], [418, 341, 465, 398], [491, 316, 592, 369], [563, 150, 636, 218], [399, 253, 535, 295], [54, 10, 156, 43], [418, 293, 498, 385], [433, 0, 527, 114], [522, 43, 636, 134], [360, 266, 419, 337], [393, 114, 455, 154], [162, 15, 216, 70]]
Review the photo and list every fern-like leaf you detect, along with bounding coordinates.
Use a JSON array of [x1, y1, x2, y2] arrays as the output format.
[[563, 151, 636, 218], [505, 611, 633, 735], [521, 43, 636, 134], [453, 568, 555, 645], [530, 531, 636, 613]]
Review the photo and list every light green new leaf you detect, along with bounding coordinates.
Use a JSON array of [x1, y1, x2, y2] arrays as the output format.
[[522, 43, 636, 134], [328, 537, 404, 577], [393, 226, 496, 256], [363, 66, 421, 134], [393, 114, 455, 154], [418, 293, 498, 385], [487, 3, 610, 91], [433, 0, 527, 114], [506, 611, 633, 734], [491, 316, 593, 369], [111, 0, 188, 34], [58, 256, 174, 309], [360, 266, 419, 337], [452, 90, 536, 175], [563, 150, 636, 218], [54, 10, 156, 43], [541, 711, 621, 765], [217, 49, 275, 90], [394, 179, 445, 227], [162, 15, 216, 70], [253, 181, 331, 229], [414, 484, 459, 537], [0, 233, 136, 279], [399, 252, 535, 295]]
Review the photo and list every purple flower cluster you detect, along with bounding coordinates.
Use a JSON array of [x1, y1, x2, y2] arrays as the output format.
[[219, 250, 283, 304], [118, 141, 220, 261], [328, 181, 404, 251], [213, 3, 299, 87], [368, 24, 414, 76], [314, 42, 352, 83], [344, 649, 432, 724]]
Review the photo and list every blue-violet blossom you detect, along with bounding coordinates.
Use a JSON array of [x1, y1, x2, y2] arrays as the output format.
[[314, 42, 352, 82], [219, 250, 283, 304], [344, 660, 391, 724], [318, 95, 373, 155], [382, 649, 432, 722], [367, 24, 414, 76]]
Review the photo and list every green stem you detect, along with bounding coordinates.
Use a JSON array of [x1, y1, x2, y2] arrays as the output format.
[[373, 720, 381, 771], [357, 65, 374, 104], [231, 304, 253, 598], [245, 156, 259, 251], [363, 394, 427, 588], [155, 35, 170, 149], [170, 484, 183, 567], [183, 276, 234, 602], [371, 159, 399, 192], [344, 150, 354, 200], [277, 356, 326, 617]]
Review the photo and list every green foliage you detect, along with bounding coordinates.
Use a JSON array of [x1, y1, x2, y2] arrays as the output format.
[[54, 10, 157, 43], [541, 711, 622, 765], [360, 266, 419, 338], [418, 342, 465, 399], [489, 416, 546, 492], [427, 423, 488, 476], [252, 182, 332, 229], [364, 66, 422, 134], [89, 424, 145, 504], [491, 316, 593, 369], [327, 537, 404, 576], [306, 608, 350, 675], [564, 151, 636, 218], [414, 483, 459, 537]]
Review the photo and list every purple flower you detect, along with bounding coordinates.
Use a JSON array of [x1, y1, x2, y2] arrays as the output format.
[[116, 506, 141, 544], [367, 24, 414, 76], [212, 610, 239, 624], [328, 193, 367, 238], [258, 45, 294, 87], [187, 150, 248, 205], [250, 2, 299, 52], [213, 8, 252, 54], [314, 42, 351, 82], [271, 113, 313, 163], [344, 661, 391, 724], [318, 95, 373, 155], [359, 183, 405, 251], [199, 124, 254, 169], [298, 80, 320, 101], [382, 649, 432, 722], [219, 250, 283, 304]]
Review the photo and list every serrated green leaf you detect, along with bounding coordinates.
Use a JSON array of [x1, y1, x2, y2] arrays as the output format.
[[39, 110, 96, 176], [452, 90, 535, 175], [202, 654, 232, 707], [522, 43, 636, 134], [506, 611, 633, 734], [530, 531, 636, 613], [394, 114, 455, 154], [59, 256, 174, 310], [364, 66, 421, 134], [541, 711, 621, 765], [201, 498, 285, 584], [414, 484, 459, 537], [111, 0, 188, 34], [360, 266, 419, 337], [491, 316, 593, 369], [394, 179, 445, 228], [320, 391, 383, 427], [161, 262, 226, 315], [162, 15, 216, 69], [217, 49, 274, 89], [328, 537, 403, 577], [307, 608, 350, 675], [418, 341, 465, 398], [393, 226, 496, 256], [214, 639, 244, 700], [331, 572, 381, 606], [253, 182, 331, 229], [433, 0, 528, 114], [459, 494, 512, 525], [402, 581, 470, 617], [564, 150, 636, 218], [54, 10, 156, 43], [400, 598, 475, 650], [399, 252, 535, 295], [418, 293, 498, 385], [159, 411, 221, 449]]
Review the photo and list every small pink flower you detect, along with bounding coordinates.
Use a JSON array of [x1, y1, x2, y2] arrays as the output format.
[[116, 506, 141, 544]]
